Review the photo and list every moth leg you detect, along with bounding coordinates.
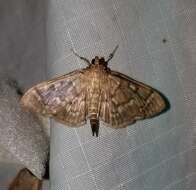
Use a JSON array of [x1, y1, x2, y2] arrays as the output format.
[[106, 45, 119, 63], [71, 48, 91, 65]]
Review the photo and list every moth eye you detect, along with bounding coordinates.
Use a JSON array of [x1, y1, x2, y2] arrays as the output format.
[[99, 58, 105, 65], [92, 59, 95, 64]]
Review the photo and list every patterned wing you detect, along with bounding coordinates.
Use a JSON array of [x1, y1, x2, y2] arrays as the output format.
[[21, 70, 87, 126], [100, 70, 166, 128]]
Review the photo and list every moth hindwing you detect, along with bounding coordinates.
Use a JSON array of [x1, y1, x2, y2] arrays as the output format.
[[21, 48, 166, 137]]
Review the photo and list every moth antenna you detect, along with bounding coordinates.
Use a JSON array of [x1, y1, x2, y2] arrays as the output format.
[[106, 45, 119, 63], [71, 48, 91, 65]]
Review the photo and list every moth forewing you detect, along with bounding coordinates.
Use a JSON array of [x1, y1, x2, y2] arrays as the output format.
[[20, 87, 45, 114]]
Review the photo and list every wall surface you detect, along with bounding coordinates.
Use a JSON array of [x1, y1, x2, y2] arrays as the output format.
[[48, 0, 196, 190]]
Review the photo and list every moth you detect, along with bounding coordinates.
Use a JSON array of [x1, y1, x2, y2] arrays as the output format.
[[21, 45, 166, 137]]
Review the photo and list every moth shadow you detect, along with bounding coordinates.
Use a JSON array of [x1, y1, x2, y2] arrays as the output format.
[[152, 89, 170, 118]]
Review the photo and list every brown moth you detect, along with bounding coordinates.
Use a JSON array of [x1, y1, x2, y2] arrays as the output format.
[[21, 45, 166, 137]]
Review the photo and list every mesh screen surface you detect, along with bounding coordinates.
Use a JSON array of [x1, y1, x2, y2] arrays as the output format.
[[48, 0, 196, 190]]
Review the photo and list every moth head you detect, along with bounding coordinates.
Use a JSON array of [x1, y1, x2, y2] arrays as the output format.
[[71, 45, 118, 67], [91, 56, 106, 66]]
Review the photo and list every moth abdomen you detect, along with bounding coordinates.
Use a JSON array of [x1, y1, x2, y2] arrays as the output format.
[[90, 117, 99, 137]]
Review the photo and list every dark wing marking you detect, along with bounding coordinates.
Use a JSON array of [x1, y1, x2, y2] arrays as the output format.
[[100, 70, 166, 128], [21, 70, 87, 126]]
